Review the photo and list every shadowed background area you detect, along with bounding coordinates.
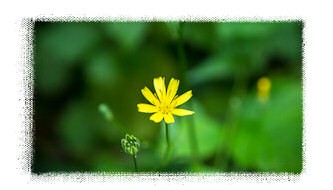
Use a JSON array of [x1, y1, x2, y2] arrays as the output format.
[[32, 21, 303, 173]]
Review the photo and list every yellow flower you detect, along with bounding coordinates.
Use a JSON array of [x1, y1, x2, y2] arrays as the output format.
[[257, 76, 271, 102], [137, 77, 195, 123]]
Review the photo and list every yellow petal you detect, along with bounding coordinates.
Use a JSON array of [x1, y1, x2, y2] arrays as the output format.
[[154, 77, 166, 102], [141, 87, 160, 106], [167, 78, 179, 104], [173, 90, 193, 107], [149, 112, 164, 123], [171, 108, 195, 116], [137, 103, 159, 113], [164, 112, 175, 123]]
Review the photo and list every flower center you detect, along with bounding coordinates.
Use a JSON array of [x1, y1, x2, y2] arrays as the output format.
[[159, 106, 170, 114]]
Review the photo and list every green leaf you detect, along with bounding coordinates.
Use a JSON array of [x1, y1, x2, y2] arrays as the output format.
[[188, 55, 237, 85]]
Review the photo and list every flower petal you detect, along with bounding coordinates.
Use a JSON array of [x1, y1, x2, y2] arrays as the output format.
[[141, 87, 160, 106], [149, 112, 164, 123], [154, 77, 166, 102], [167, 78, 179, 104], [137, 103, 159, 113], [173, 90, 193, 107], [164, 112, 175, 123], [171, 108, 195, 116]]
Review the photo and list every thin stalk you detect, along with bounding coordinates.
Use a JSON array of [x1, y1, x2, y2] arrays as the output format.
[[133, 155, 138, 172], [152, 122, 172, 171], [165, 122, 170, 153]]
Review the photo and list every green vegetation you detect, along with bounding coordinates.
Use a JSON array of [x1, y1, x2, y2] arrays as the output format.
[[32, 21, 303, 173]]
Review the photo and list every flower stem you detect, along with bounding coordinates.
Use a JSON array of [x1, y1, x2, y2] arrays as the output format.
[[165, 122, 170, 153], [133, 155, 138, 172]]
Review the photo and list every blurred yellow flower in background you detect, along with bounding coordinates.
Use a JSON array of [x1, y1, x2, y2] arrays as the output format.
[[137, 77, 195, 123], [257, 77, 271, 102]]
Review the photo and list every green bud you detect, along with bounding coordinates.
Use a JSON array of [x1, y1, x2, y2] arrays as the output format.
[[98, 103, 114, 121], [121, 134, 140, 156]]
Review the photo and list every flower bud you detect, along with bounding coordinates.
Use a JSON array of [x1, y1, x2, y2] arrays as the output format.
[[98, 103, 114, 121], [121, 134, 140, 156]]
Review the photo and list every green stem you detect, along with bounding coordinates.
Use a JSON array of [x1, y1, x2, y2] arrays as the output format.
[[133, 155, 138, 172], [152, 122, 172, 171], [165, 122, 170, 153]]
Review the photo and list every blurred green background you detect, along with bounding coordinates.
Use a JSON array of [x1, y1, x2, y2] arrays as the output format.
[[32, 21, 303, 173]]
